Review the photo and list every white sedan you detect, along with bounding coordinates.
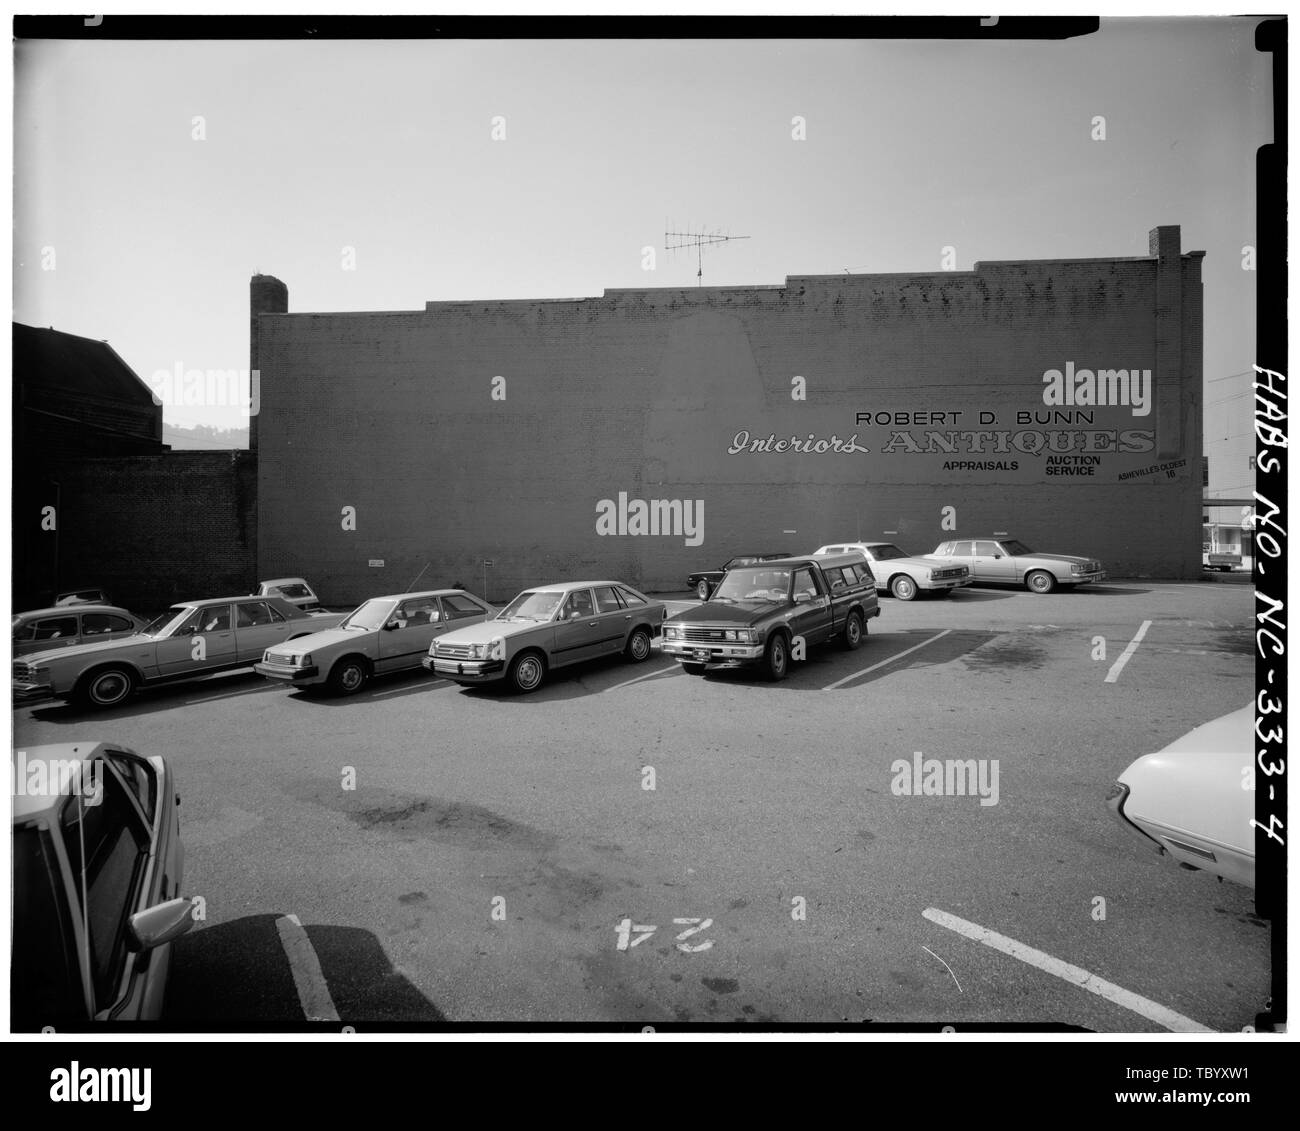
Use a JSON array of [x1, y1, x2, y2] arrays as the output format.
[[813, 541, 971, 601], [1107, 706, 1255, 888]]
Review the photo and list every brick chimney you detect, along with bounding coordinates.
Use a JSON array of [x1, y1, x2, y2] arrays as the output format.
[[250, 274, 287, 455]]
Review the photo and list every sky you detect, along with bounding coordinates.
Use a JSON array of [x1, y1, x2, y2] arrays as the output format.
[[13, 18, 1273, 432]]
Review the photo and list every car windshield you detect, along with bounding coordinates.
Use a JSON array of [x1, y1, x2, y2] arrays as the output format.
[[141, 608, 188, 637], [271, 584, 312, 599], [870, 544, 909, 560], [497, 591, 564, 621], [711, 568, 792, 603], [1001, 540, 1033, 555], [341, 599, 398, 631]]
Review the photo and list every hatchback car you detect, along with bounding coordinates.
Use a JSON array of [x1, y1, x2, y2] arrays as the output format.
[[428, 581, 665, 693], [12, 742, 193, 1027], [928, 537, 1105, 593], [255, 588, 494, 696], [12, 605, 148, 657]]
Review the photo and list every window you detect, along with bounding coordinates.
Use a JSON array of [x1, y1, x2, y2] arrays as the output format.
[[562, 590, 595, 619], [81, 613, 135, 636], [178, 606, 230, 635], [12, 826, 85, 1027], [396, 597, 441, 625], [616, 587, 647, 606], [60, 767, 150, 1009], [792, 568, 820, 600], [235, 602, 275, 628], [17, 616, 78, 642], [106, 751, 157, 823], [822, 567, 846, 590], [594, 586, 625, 613], [271, 583, 312, 600], [441, 594, 486, 620], [973, 541, 999, 556]]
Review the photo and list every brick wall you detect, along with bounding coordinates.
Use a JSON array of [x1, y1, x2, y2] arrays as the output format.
[[49, 451, 257, 615], [256, 227, 1204, 604]]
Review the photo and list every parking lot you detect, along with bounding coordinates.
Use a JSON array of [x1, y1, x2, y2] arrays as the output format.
[[12, 578, 1266, 1031]]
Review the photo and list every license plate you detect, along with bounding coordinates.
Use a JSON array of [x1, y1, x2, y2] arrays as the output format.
[[692, 649, 711, 662]]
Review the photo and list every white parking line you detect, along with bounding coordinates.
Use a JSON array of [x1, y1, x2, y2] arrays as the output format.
[[823, 629, 953, 690], [922, 908, 1212, 1032], [604, 663, 680, 692], [1105, 619, 1152, 683], [370, 678, 449, 697], [275, 913, 340, 1023]]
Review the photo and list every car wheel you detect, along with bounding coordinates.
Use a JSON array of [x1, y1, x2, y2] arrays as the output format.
[[764, 633, 789, 681], [327, 656, 370, 696], [681, 662, 708, 675], [76, 665, 137, 710], [508, 650, 547, 694], [842, 609, 865, 650], [891, 575, 918, 601], [696, 580, 711, 601], [625, 627, 652, 663], [1026, 570, 1056, 594]]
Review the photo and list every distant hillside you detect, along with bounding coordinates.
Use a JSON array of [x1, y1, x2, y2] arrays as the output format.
[[163, 423, 249, 450]]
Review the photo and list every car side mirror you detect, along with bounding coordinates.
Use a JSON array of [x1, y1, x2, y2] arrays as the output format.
[[794, 592, 812, 604], [383, 620, 401, 631], [992, 554, 1002, 559], [127, 897, 195, 952]]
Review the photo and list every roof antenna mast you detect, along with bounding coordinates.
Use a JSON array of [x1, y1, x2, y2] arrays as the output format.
[[664, 224, 751, 286]]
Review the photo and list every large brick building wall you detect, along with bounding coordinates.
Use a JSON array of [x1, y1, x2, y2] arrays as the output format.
[[256, 225, 1204, 604]]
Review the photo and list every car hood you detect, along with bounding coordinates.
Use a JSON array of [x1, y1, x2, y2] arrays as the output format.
[[266, 625, 370, 655], [438, 618, 548, 645], [877, 555, 959, 573], [666, 601, 788, 627], [20, 633, 158, 664]]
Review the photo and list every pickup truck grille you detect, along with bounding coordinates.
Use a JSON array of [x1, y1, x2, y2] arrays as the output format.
[[677, 626, 735, 642]]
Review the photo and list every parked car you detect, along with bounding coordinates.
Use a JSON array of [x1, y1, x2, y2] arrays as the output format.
[[254, 576, 329, 612], [1202, 551, 1242, 572], [255, 588, 494, 696], [12, 742, 193, 1027], [54, 587, 113, 607], [813, 541, 971, 601], [662, 552, 880, 680], [428, 581, 665, 693], [927, 537, 1106, 593], [686, 554, 790, 601], [12, 596, 349, 710], [1106, 705, 1254, 888], [12, 605, 148, 657]]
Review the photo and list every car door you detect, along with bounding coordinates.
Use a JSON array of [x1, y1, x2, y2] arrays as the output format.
[[58, 760, 153, 1019], [552, 589, 603, 666], [155, 605, 238, 677], [233, 601, 296, 661], [592, 584, 635, 654], [972, 539, 1016, 583], [788, 566, 832, 646], [376, 595, 444, 672]]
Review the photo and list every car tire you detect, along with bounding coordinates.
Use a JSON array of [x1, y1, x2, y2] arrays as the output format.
[[891, 575, 918, 601], [508, 650, 547, 694], [625, 627, 652, 663], [764, 633, 790, 681], [327, 656, 370, 696], [842, 609, 865, 650], [1026, 570, 1056, 594], [696, 580, 711, 601], [681, 662, 708, 675], [75, 665, 137, 710]]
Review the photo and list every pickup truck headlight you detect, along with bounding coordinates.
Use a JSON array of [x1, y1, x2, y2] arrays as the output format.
[[664, 625, 682, 640]]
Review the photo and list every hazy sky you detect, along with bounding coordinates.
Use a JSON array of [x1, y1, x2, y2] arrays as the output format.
[[14, 19, 1272, 430]]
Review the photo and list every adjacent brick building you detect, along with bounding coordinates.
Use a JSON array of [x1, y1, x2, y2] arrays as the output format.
[[255, 225, 1204, 603]]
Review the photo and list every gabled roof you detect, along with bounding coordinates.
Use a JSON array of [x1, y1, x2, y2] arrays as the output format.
[[13, 322, 157, 406]]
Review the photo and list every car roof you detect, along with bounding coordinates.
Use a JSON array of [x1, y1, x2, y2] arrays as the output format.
[[15, 604, 137, 619], [260, 577, 310, 586], [12, 742, 120, 821], [363, 588, 480, 602], [816, 541, 893, 549], [758, 553, 868, 569]]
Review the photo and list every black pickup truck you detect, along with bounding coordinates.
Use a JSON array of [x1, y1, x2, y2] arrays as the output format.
[[686, 553, 790, 601], [662, 553, 881, 680]]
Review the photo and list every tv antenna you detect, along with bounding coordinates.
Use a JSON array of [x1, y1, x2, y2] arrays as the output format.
[[664, 225, 750, 286]]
